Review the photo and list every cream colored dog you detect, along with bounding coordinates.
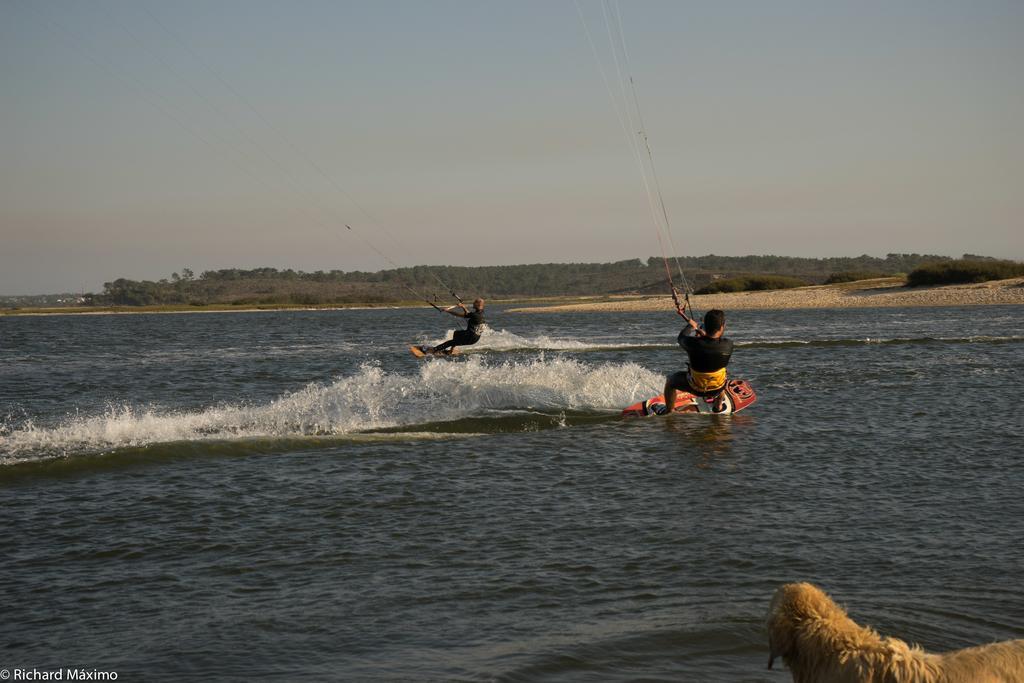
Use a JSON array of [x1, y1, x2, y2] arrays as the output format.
[[766, 582, 1024, 683]]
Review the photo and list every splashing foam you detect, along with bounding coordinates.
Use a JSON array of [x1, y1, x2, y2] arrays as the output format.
[[0, 357, 662, 463], [429, 326, 653, 352]]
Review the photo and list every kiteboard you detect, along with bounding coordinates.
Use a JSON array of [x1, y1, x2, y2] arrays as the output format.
[[409, 344, 460, 358], [622, 379, 757, 417]]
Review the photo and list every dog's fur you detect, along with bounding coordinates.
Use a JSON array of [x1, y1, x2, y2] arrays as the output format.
[[766, 583, 1024, 683]]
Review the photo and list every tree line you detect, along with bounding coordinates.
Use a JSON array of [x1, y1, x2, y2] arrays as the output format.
[[85, 253, 969, 306]]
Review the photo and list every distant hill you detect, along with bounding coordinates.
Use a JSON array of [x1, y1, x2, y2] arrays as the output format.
[[2, 253, 989, 308]]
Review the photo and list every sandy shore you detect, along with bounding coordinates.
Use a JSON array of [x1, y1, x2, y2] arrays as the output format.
[[6, 278, 1022, 316], [509, 277, 1024, 313]]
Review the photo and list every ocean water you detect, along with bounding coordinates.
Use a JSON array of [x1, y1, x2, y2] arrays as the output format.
[[1, 305, 1022, 681]]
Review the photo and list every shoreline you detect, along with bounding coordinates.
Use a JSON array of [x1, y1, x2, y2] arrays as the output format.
[[3, 278, 1022, 317], [509, 277, 1024, 313], [0, 304, 409, 317], [0, 295, 580, 317]]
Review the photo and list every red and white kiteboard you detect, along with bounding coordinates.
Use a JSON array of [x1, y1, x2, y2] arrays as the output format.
[[622, 379, 757, 417]]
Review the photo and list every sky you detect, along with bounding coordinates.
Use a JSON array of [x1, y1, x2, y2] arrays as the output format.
[[1, 0, 1022, 295]]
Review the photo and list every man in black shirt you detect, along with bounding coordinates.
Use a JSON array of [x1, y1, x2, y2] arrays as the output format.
[[429, 298, 486, 355], [658, 308, 734, 414]]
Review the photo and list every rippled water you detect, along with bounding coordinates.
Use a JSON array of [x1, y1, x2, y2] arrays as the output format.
[[1, 305, 1022, 680]]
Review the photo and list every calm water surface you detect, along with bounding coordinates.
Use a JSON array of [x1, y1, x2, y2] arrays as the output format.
[[2, 305, 1022, 680]]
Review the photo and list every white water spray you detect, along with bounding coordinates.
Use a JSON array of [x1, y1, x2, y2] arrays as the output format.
[[1, 357, 661, 464]]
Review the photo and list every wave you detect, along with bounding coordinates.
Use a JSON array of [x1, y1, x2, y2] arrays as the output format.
[[738, 335, 1024, 349], [426, 326, 660, 353], [426, 328, 1023, 353], [0, 357, 662, 465]]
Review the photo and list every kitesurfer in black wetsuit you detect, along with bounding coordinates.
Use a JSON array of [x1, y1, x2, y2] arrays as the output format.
[[430, 298, 486, 355], [657, 308, 734, 414]]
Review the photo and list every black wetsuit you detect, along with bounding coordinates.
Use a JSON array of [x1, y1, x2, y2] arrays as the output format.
[[666, 327, 734, 395], [434, 310, 485, 353]]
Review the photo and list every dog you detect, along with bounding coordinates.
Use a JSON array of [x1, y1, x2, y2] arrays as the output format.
[[766, 582, 1024, 682]]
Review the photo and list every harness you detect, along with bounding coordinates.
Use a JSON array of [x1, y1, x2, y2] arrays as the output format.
[[687, 367, 727, 394]]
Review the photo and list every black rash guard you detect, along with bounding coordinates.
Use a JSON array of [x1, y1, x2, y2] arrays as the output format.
[[678, 327, 733, 372], [466, 311, 485, 338]]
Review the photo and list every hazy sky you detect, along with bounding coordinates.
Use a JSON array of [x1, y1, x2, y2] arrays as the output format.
[[2, 0, 1022, 294]]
